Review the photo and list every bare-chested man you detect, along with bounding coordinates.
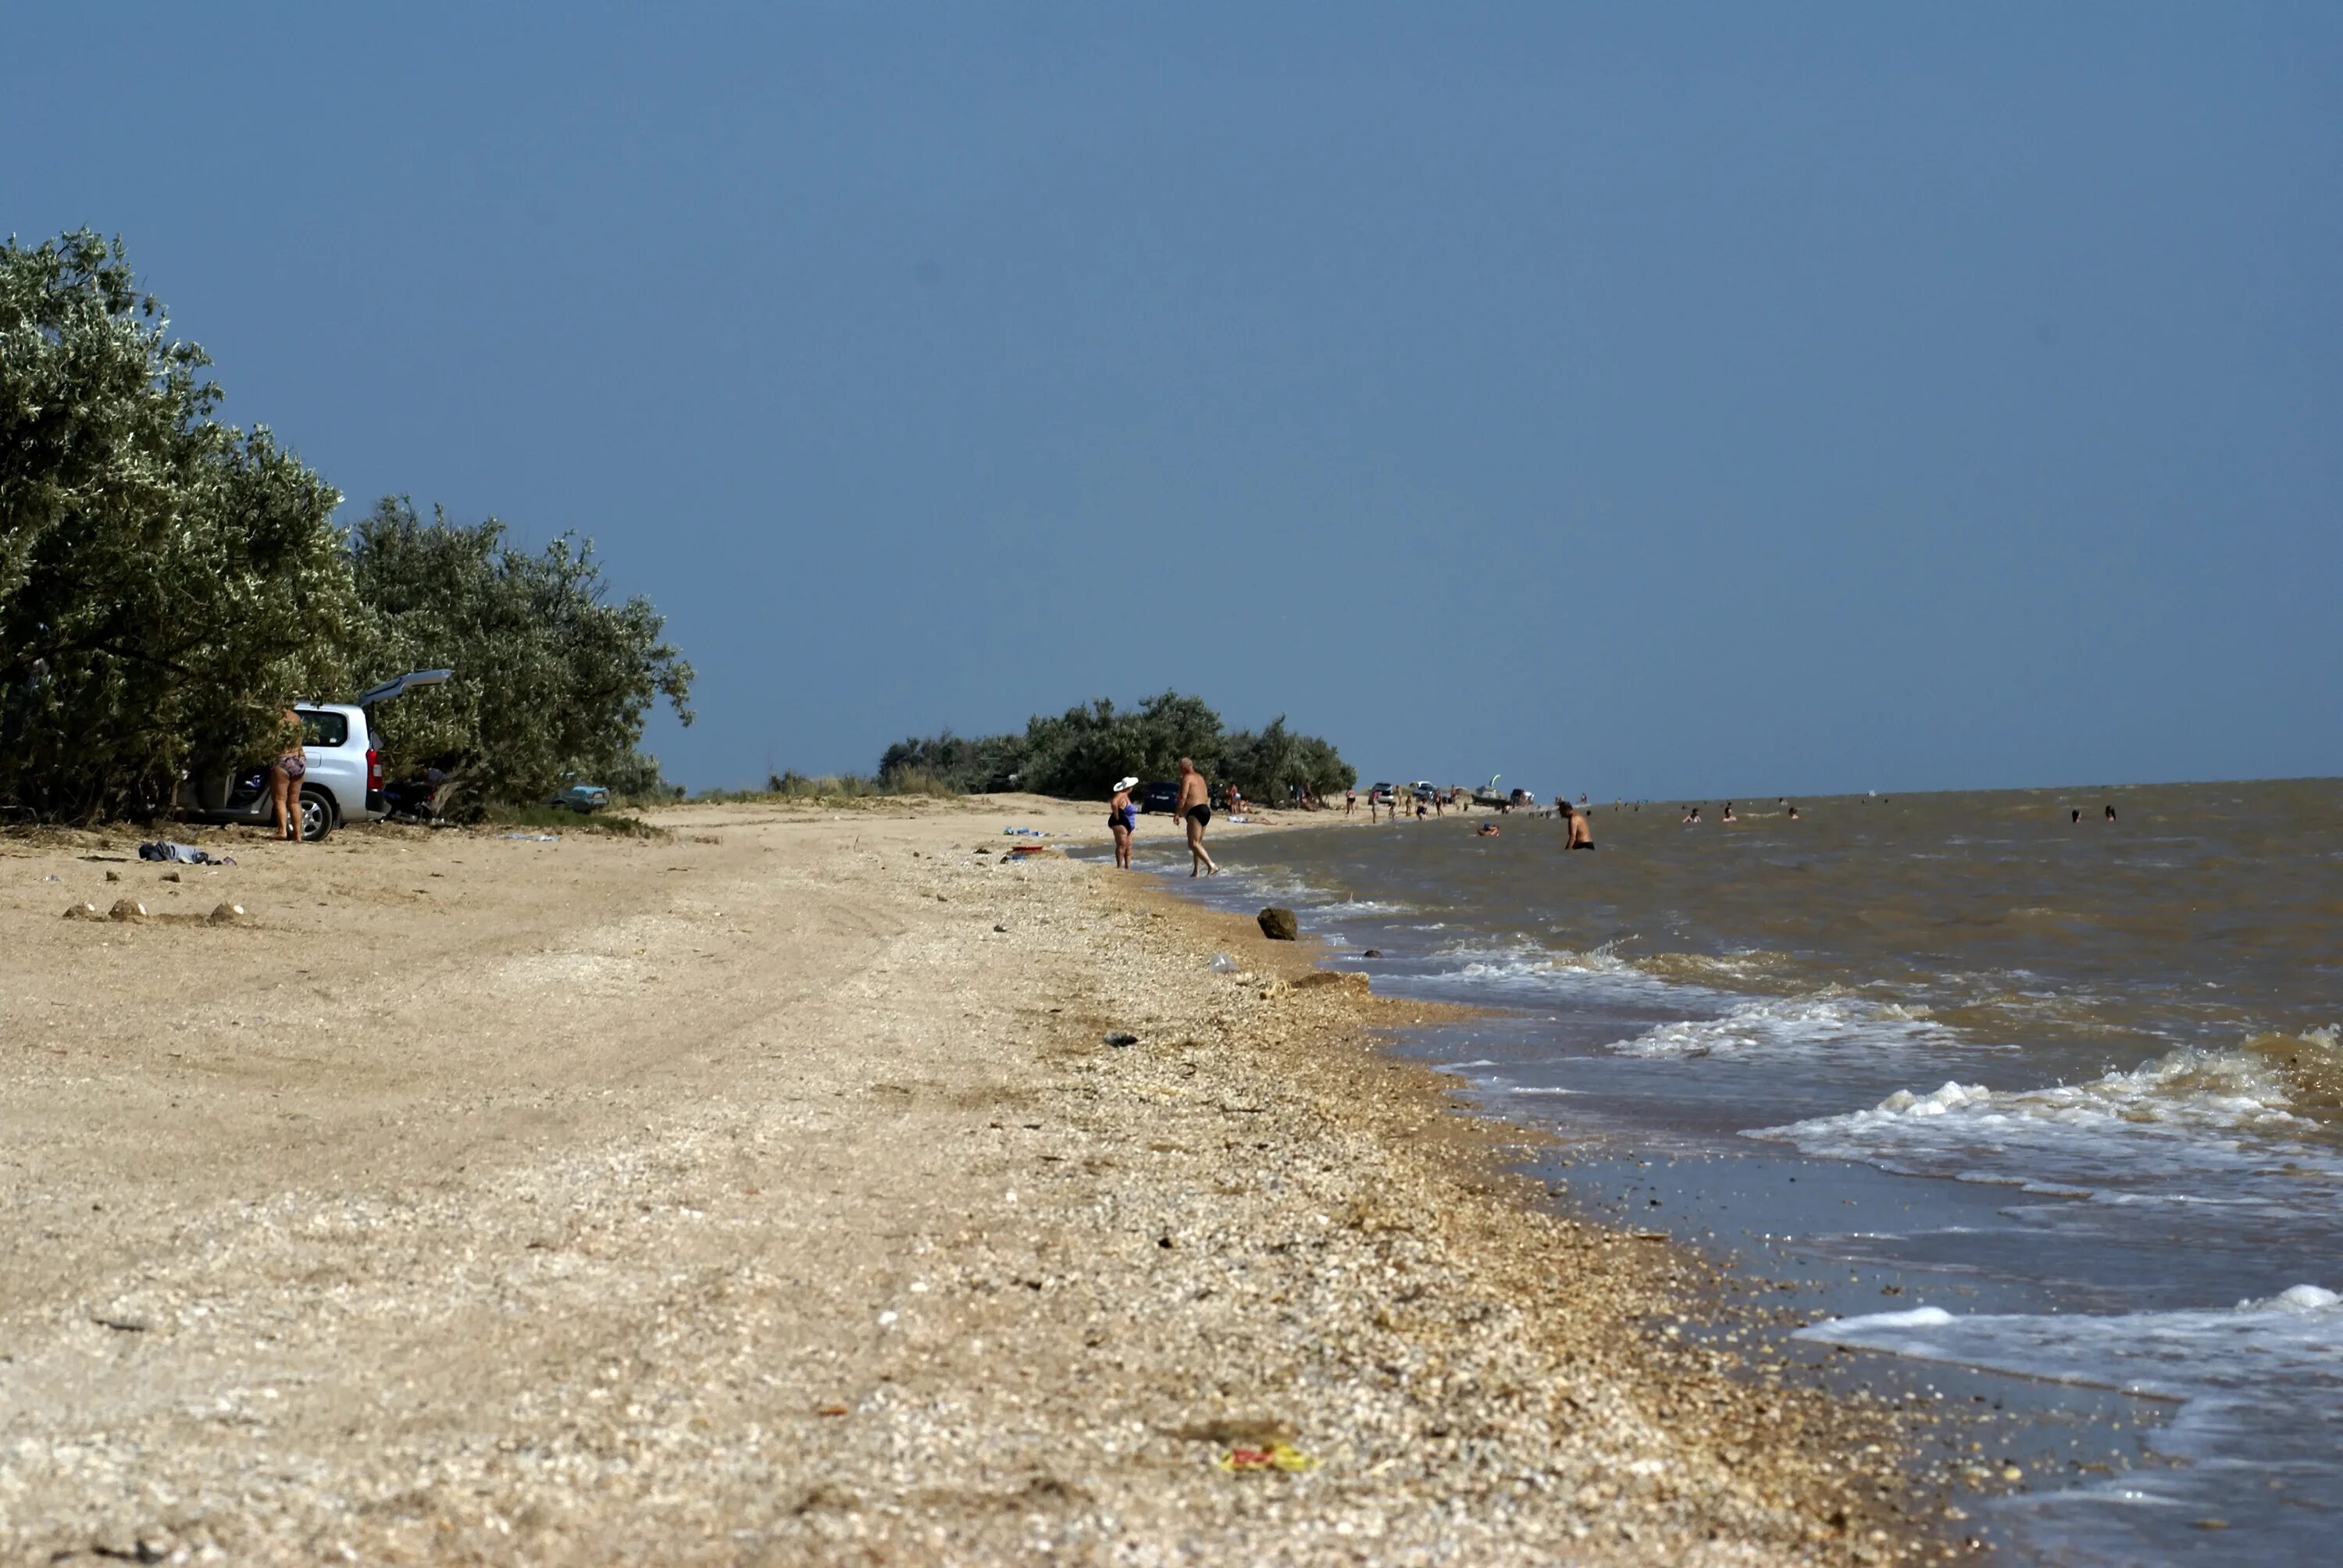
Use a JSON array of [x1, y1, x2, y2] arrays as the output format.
[[1175, 757, 1218, 876], [1563, 800, 1595, 850]]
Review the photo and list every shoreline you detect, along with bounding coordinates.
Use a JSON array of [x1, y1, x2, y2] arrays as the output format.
[[2, 797, 1935, 1563]]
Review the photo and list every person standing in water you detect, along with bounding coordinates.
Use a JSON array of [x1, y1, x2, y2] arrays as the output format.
[[1563, 800, 1595, 850], [1107, 775, 1139, 870], [1175, 757, 1218, 876]]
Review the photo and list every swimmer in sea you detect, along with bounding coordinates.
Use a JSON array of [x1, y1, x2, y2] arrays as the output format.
[[1721, 801, 1737, 822], [2105, 804, 2117, 823], [2071, 808, 2082, 825], [1476, 823, 1500, 837], [1563, 800, 1595, 850], [1785, 803, 1799, 821], [1681, 806, 1700, 825]]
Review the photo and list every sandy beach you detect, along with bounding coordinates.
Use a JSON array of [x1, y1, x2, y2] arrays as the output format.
[[1, 800, 1935, 1565]]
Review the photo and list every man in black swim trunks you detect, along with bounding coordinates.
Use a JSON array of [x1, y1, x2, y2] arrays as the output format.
[[1175, 757, 1218, 877], [1563, 800, 1595, 850]]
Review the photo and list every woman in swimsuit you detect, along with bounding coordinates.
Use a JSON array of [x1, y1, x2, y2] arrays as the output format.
[[269, 707, 308, 843], [1107, 776, 1139, 869]]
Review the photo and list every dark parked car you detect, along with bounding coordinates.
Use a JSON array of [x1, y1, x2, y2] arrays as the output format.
[[1138, 781, 1182, 814]]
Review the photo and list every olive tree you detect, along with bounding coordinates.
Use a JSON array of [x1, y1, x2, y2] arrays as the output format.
[[347, 497, 693, 806], [0, 232, 360, 819]]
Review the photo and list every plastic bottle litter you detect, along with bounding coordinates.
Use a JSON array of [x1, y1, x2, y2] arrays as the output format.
[[1215, 1443, 1318, 1474], [1209, 953, 1239, 973]]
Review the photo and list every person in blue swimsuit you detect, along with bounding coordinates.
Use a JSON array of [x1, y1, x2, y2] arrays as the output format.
[[1108, 775, 1139, 869]]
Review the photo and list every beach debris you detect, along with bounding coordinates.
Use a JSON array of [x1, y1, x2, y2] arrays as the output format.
[[138, 839, 226, 864], [498, 832, 559, 842], [209, 903, 247, 925], [816, 1403, 849, 1417], [108, 898, 148, 922], [1103, 1032, 1140, 1048], [41, 873, 59, 882], [1257, 907, 1300, 941], [1361, 949, 1382, 958], [105, 870, 120, 882], [993, 923, 1009, 933], [62, 902, 100, 920], [1214, 1442, 1318, 1474], [1209, 953, 1239, 972], [159, 871, 180, 882]]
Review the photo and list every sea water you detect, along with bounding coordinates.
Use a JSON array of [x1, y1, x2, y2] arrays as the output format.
[[1122, 782, 2342, 1565]]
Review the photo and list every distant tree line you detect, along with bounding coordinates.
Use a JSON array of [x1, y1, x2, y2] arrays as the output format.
[[879, 692, 1357, 803], [0, 232, 692, 821]]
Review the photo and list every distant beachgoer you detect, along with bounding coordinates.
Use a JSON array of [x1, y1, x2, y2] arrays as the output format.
[[1476, 823, 1500, 837], [1721, 801, 1738, 822], [1785, 804, 1800, 821], [1564, 801, 1595, 850], [1175, 757, 1218, 876], [1414, 796, 1428, 820], [269, 707, 308, 843], [1107, 775, 1139, 869], [2071, 808, 2082, 825], [1345, 787, 1357, 816], [2105, 804, 2117, 823], [1682, 806, 1700, 825]]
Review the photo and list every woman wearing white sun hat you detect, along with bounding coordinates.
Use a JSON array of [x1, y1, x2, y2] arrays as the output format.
[[1107, 776, 1139, 869]]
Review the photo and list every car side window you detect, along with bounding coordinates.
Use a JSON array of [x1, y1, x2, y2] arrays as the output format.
[[298, 710, 349, 748]]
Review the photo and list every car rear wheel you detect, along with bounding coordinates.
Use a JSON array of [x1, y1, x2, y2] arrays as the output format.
[[298, 786, 335, 843]]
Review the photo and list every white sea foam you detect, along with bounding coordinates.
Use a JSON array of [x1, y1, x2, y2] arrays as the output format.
[[1607, 992, 1955, 1061], [1745, 1048, 2343, 1211], [1798, 1285, 2343, 1514], [1308, 898, 1414, 918]]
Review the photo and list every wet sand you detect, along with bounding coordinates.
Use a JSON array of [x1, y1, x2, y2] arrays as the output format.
[[2, 798, 1937, 1563]]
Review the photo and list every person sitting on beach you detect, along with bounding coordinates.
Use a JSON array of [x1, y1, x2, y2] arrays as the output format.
[[1107, 775, 1139, 870], [1175, 757, 1218, 876], [1563, 801, 1595, 850]]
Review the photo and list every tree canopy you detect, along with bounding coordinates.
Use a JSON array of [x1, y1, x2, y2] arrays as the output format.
[[880, 693, 1355, 802], [1, 232, 361, 818], [0, 231, 691, 821], [348, 497, 694, 805]]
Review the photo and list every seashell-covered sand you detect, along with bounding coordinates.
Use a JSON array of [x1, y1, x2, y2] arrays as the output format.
[[0, 799, 1934, 1563]]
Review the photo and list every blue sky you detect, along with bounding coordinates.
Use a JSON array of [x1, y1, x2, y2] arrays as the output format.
[[7, 3, 2337, 797]]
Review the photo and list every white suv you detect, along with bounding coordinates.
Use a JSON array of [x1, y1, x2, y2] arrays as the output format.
[[174, 671, 448, 843]]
